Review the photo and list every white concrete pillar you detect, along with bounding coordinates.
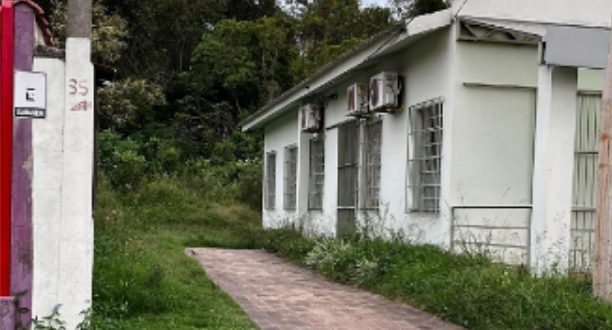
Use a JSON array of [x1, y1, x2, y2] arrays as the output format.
[[58, 37, 95, 328], [530, 65, 578, 274], [31, 57, 65, 322], [296, 110, 311, 229]]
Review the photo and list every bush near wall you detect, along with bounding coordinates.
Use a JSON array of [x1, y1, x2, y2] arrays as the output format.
[[256, 234, 612, 329]]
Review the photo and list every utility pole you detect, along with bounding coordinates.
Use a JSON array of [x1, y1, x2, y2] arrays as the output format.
[[67, 0, 92, 39], [594, 27, 612, 301]]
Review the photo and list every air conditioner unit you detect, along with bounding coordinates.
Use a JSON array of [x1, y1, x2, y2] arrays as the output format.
[[301, 103, 322, 133], [346, 83, 369, 117], [369, 72, 402, 112]]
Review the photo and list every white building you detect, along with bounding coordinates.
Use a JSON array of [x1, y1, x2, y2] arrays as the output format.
[[242, 0, 612, 274]]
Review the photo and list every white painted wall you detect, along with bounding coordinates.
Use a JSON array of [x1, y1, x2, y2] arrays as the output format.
[[30, 38, 95, 329], [264, 27, 457, 244], [367, 27, 455, 246], [449, 40, 539, 264], [263, 111, 300, 229], [31, 57, 65, 322], [260, 18, 605, 271]]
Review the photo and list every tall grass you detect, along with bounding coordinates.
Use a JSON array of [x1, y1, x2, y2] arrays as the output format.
[[92, 177, 258, 329], [94, 172, 612, 329]]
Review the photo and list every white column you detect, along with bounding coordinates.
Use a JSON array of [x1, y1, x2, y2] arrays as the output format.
[[296, 110, 310, 230], [31, 57, 65, 321], [530, 65, 578, 274], [58, 37, 95, 328]]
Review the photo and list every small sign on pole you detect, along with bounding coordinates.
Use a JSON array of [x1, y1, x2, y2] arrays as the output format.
[[14, 71, 46, 118]]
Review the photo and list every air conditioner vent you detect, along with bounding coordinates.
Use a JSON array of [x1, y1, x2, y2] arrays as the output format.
[[301, 103, 322, 133], [346, 83, 369, 117], [369, 72, 402, 113]]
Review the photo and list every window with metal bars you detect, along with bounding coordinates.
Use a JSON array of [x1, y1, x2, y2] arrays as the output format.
[[407, 99, 443, 213], [309, 137, 325, 210], [265, 152, 276, 210], [364, 120, 382, 209], [284, 145, 298, 211]]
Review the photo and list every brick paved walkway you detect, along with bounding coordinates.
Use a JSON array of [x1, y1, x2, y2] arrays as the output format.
[[189, 248, 461, 330]]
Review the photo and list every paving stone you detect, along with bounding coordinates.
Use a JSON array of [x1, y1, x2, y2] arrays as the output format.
[[189, 248, 462, 330]]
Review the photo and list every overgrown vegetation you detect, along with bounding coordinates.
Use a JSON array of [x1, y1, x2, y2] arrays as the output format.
[[93, 169, 612, 329], [92, 175, 260, 329], [289, 239, 612, 329]]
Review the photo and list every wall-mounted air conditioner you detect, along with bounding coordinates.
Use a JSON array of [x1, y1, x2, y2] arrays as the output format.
[[369, 72, 402, 112], [301, 103, 322, 133], [346, 83, 369, 117]]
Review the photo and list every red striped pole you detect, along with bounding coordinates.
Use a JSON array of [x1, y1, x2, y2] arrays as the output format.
[[0, 0, 13, 297]]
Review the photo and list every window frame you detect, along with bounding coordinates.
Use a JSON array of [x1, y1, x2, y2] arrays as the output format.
[[363, 119, 382, 210], [265, 151, 277, 211], [308, 136, 325, 211], [406, 98, 444, 213], [284, 145, 298, 211]]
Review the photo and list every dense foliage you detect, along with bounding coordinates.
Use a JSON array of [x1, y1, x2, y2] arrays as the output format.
[[45, 0, 449, 181], [46, 0, 396, 171]]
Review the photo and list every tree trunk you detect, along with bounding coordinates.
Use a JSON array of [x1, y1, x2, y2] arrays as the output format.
[[594, 28, 612, 301]]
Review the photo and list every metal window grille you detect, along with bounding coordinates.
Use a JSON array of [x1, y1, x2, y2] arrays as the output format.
[[364, 120, 382, 209], [309, 137, 325, 210], [337, 121, 359, 209], [265, 152, 276, 210], [284, 146, 298, 211], [407, 99, 443, 213], [337, 121, 360, 236], [570, 93, 601, 271]]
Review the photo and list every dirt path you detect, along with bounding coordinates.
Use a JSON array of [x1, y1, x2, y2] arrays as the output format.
[[189, 248, 461, 330]]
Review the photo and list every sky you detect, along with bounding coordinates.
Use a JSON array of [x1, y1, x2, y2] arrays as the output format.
[[361, 0, 390, 7]]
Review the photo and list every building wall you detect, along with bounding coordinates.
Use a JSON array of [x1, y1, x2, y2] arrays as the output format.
[[261, 21, 606, 267], [450, 39, 604, 266], [263, 110, 300, 229], [362, 26, 456, 245], [264, 27, 457, 243], [449, 40, 539, 263], [31, 56, 65, 323]]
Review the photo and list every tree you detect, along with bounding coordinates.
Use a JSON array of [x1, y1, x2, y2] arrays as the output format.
[[50, 0, 128, 65], [97, 79, 165, 134], [391, 0, 448, 20], [290, 0, 394, 80], [173, 15, 298, 158], [101, 0, 279, 84]]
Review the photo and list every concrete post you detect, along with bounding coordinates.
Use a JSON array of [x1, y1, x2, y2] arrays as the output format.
[[530, 65, 578, 274], [67, 0, 92, 39], [593, 27, 612, 301], [296, 110, 311, 232], [58, 0, 94, 326]]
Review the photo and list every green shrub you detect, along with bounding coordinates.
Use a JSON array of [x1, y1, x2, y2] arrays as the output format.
[[234, 160, 262, 211], [141, 137, 182, 174], [262, 235, 612, 329], [99, 130, 147, 190]]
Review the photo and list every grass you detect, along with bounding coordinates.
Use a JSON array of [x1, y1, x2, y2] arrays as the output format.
[[92, 177, 259, 329], [93, 175, 612, 329]]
